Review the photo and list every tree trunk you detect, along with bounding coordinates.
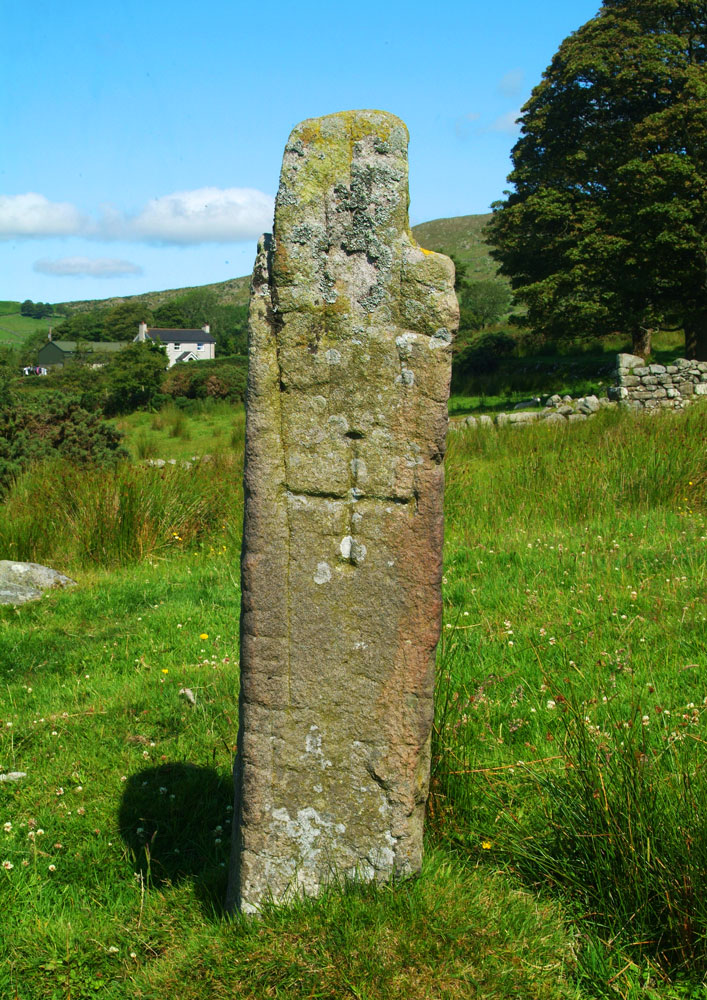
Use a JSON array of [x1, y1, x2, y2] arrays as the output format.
[[685, 310, 707, 360], [631, 327, 652, 358]]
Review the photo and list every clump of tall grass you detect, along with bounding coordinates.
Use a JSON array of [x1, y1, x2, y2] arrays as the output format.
[[445, 403, 707, 533], [432, 668, 707, 975], [0, 455, 243, 568]]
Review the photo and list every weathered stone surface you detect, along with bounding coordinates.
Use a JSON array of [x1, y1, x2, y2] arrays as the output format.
[[227, 111, 457, 914], [0, 561, 76, 605], [616, 353, 644, 371]]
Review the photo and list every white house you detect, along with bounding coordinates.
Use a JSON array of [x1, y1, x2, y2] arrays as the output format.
[[135, 322, 216, 368]]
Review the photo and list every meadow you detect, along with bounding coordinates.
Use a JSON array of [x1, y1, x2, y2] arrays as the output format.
[[0, 400, 706, 999]]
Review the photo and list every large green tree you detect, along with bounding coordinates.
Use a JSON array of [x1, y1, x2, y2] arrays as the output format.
[[487, 0, 707, 358], [104, 341, 168, 415]]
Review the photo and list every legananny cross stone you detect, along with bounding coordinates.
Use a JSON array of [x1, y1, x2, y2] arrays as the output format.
[[227, 110, 457, 913]]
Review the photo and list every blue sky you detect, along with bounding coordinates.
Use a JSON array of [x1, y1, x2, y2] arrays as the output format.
[[2, 0, 600, 304]]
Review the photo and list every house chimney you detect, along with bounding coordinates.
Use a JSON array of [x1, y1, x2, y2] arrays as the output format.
[[48, 328, 52, 342], [202, 324, 210, 334], [138, 321, 147, 342]]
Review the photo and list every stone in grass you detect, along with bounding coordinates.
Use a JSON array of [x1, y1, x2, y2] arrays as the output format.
[[577, 395, 601, 414], [0, 562, 76, 606], [228, 110, 457, 915], [0, 771, 27, 783]]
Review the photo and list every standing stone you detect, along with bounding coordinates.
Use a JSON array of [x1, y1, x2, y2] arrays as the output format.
[[227, 110, 457, 913]]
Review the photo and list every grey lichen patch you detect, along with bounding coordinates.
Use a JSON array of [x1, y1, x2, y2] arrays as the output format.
[[313, 561, 332, 584], [228, 109, 457, 916]]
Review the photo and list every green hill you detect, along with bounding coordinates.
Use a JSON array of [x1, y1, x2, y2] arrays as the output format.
[[60, 274, 252, 315], [0, 312, 59, 349], [412, 213, 499, 280]]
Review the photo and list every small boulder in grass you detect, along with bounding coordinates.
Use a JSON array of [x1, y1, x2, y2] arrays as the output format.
[[0, 772, 27, 783], [0, 562, 76, 606]]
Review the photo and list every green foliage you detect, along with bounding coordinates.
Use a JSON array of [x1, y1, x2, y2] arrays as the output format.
[[20, 300, 54, 319], [453, 330, 516, 384], [153, 290, 248, 356], [459, 279, 512, 332], [0, 403, 707, 996], [161, 357, 247, 404], [488, 0, 707, 357], [102, 301, 153, 341], [0, 453, 241, 567], [54, 308, 107, 342], [0, 395, 126, 495], [433, 403, 707, 985], [103, 341, 168, 415], [412, 214, 501, 281]]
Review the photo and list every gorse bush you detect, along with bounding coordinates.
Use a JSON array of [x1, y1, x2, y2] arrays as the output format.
[[0, 394, 126, 496]]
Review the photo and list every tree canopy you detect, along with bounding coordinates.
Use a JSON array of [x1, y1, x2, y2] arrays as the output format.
[[487, 0, 707, 357]]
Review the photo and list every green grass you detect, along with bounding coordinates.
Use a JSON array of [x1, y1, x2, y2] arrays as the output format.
[[0, 312, 57, 348], [112, 401, 245, 462], [1, 402, 707, 998]]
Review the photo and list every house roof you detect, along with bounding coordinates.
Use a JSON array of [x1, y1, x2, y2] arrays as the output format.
[[146, 328, 216, 345], [46, 341, 129, 354], [175, 351, 198, 363]]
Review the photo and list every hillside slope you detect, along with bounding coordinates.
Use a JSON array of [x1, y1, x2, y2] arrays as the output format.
[[61, 274, 252, 315], [412, 213, 499, 280]]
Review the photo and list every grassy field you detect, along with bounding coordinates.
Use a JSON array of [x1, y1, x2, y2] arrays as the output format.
[[0, 312, 58, 349], [110, 401, 245, 463], [1, 402, 706, 998]]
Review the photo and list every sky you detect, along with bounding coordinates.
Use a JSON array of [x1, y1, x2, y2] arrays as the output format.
[[2, 0, 601, 304]]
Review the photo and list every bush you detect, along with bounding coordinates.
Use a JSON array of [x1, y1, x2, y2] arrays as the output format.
[[0, 395, 127, 496], [161, 358, 247, 404]]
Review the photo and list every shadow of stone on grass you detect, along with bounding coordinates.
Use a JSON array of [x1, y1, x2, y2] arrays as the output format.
[[118, 762, 233, 916]]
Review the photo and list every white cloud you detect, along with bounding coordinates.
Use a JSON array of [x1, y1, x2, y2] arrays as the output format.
[[34, 257, 143, 278], [0, 193, 87, 238], [488, 109, 522, 134], [0, 187, 274, 245], [498, 69, 524, 98], [127, 187, 274, 244]]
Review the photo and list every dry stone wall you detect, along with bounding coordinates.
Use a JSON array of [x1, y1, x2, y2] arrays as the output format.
[[227, 110, 457, 914], [609, 354, 707, 409]]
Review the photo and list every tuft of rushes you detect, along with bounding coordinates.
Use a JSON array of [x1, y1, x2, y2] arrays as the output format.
[[0, 454, 243, 568]]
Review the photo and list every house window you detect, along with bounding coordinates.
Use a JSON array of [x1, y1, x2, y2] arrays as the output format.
[[173, 343, 180, 350], [197, 343, 203, 350]]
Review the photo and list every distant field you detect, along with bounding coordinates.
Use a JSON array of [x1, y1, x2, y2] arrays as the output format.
[[0, 300, 20, 316], [0, 312, 56, 348]]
